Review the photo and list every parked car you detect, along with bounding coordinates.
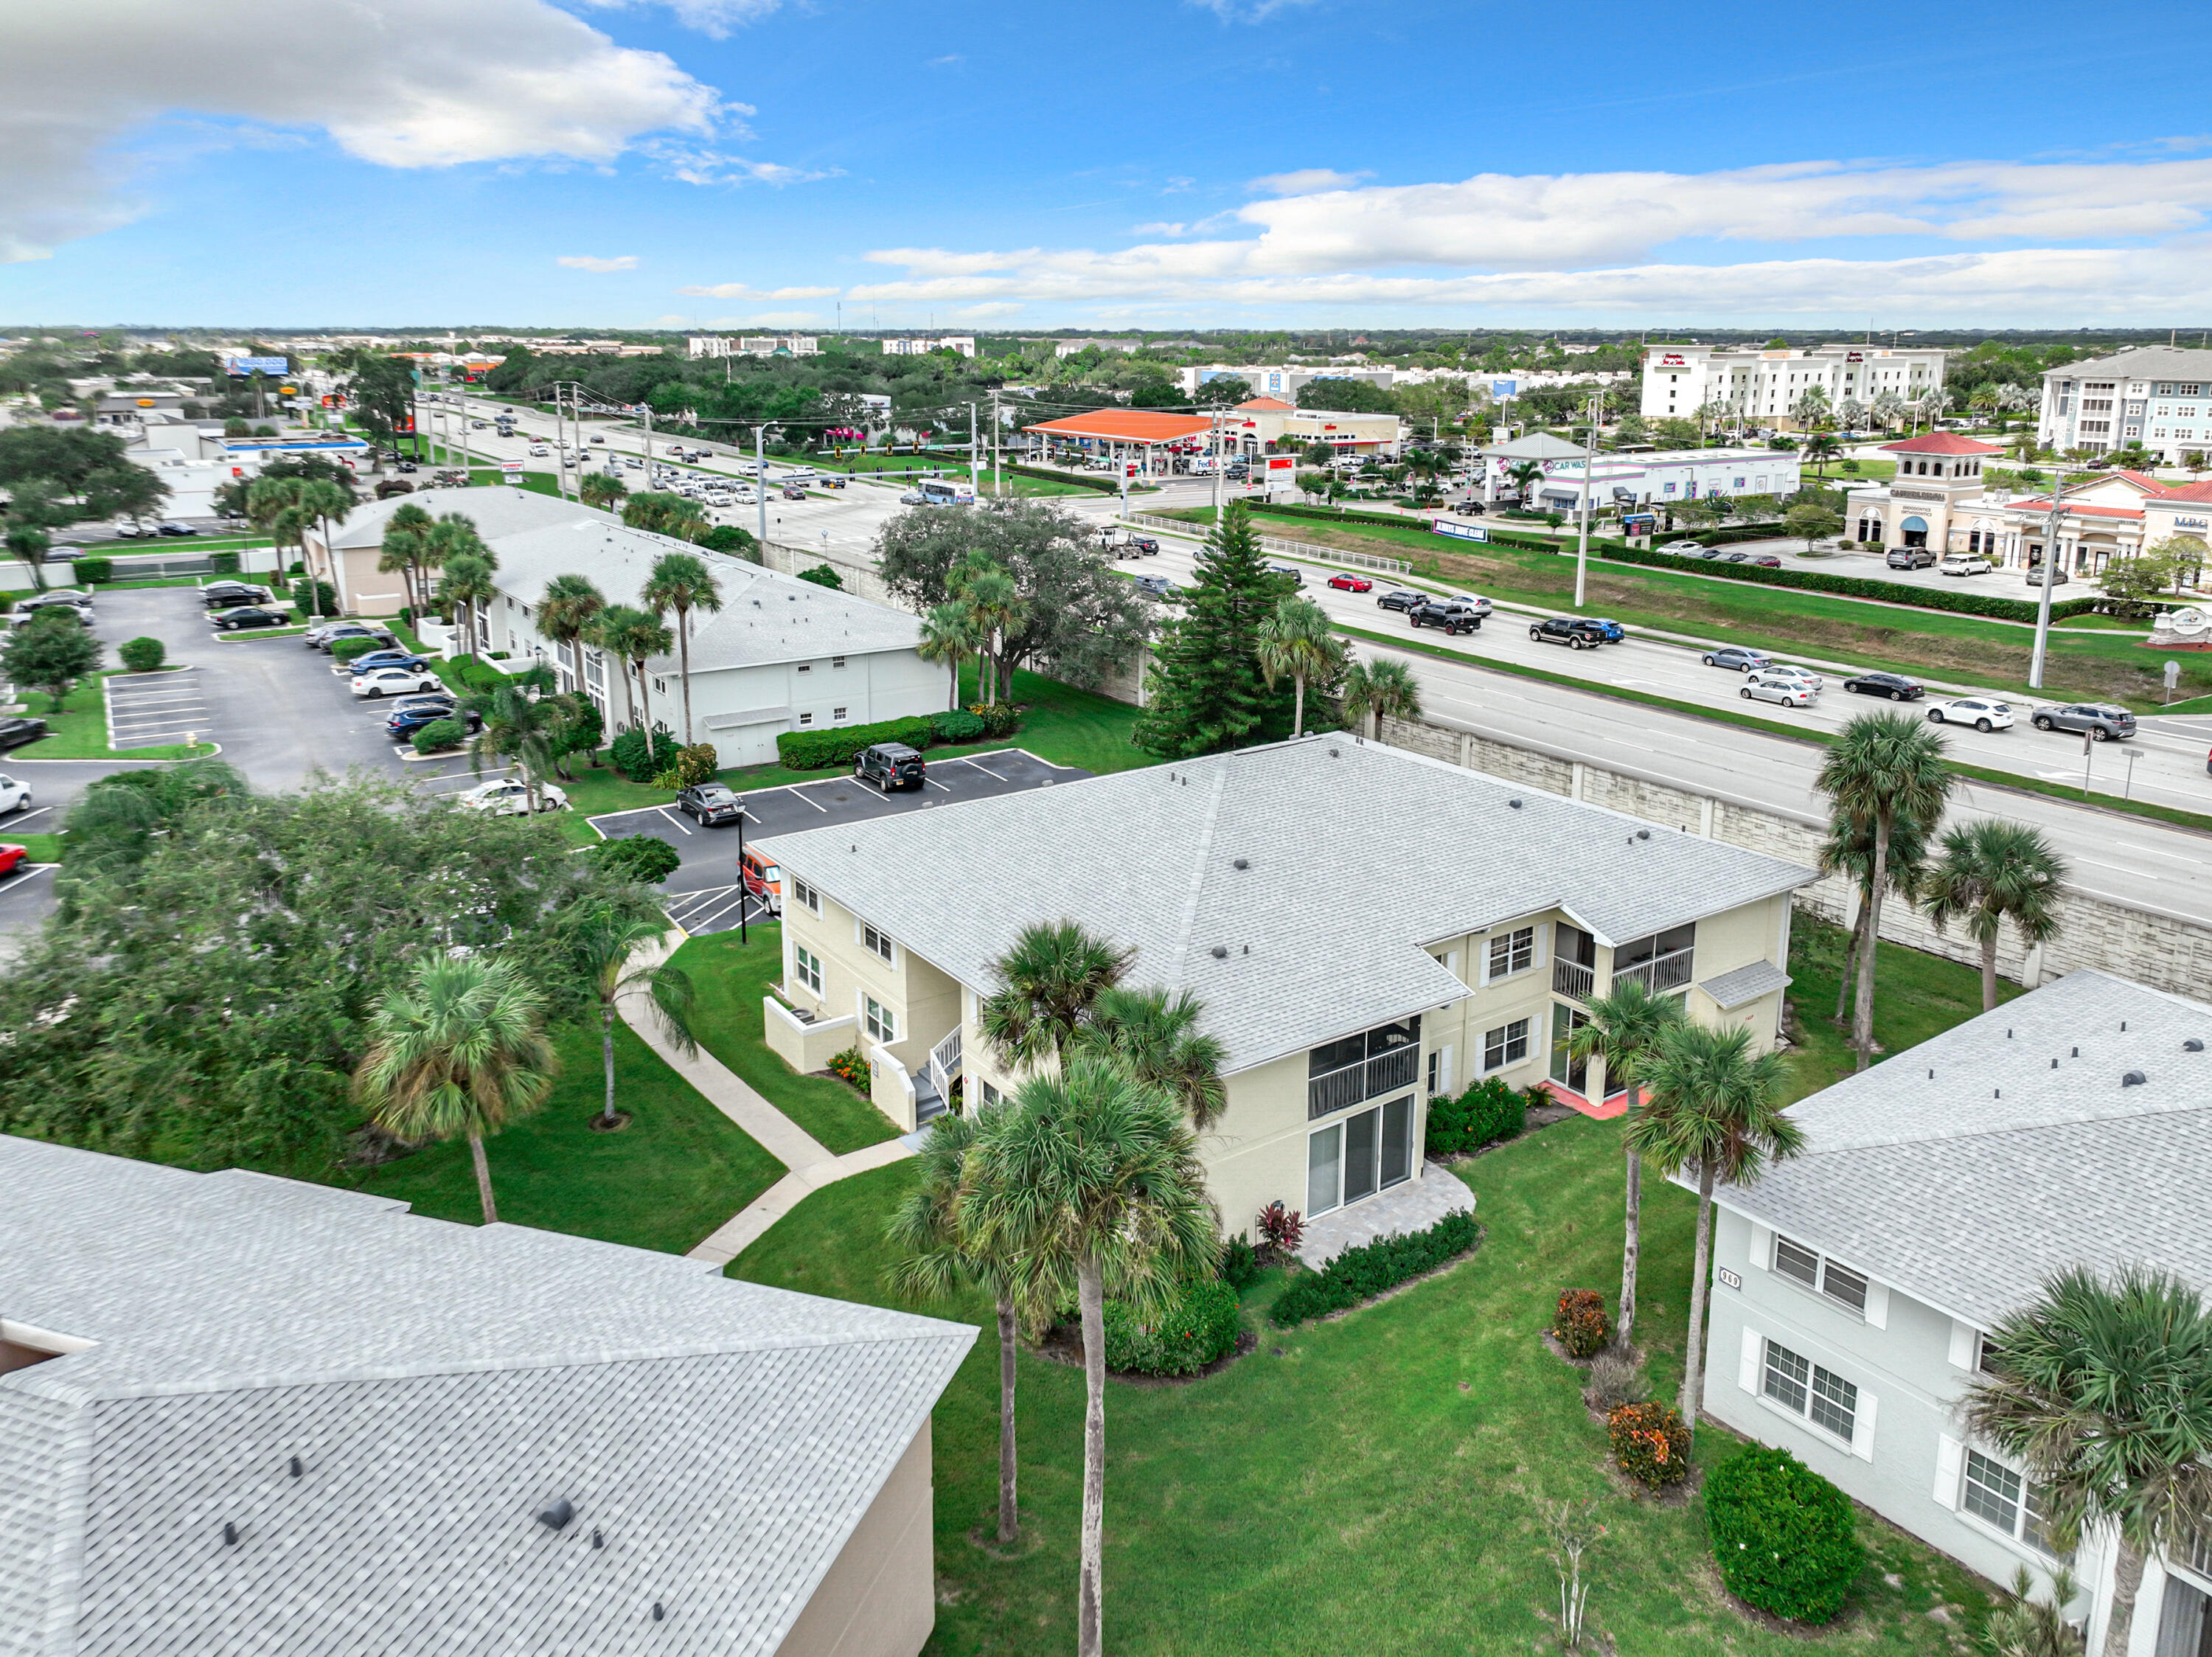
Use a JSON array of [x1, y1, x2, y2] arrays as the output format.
[[1747, 665, 1822, 697], [1411, 598, 1483, 634], [212, 605, 292, 631], [676, 782, 745, 825], [855, 741, 926, 793], [1886, 547, 1937, 570], [21, 589, 94, 614], [459, 779, 569, 815], [351, 667, 442, 699], [1326, 573, 1374, 592], [385, 701, 481, 740], [1842, 671, 1926, 702], [1265, 563, 1305, 587], [1528, 616, 1612, 650], [2023, 566, 2071, 586], [0, 844, 26, 878], [1377, 589, 1426, 612], [1700, 645, 1773, 673], [111, 521, 149, 538], [2031, 702, 2136, 740], [1925, 696, 2014, 732], [1658, 539, 1706, 553], [344, 650, 429, 675], [1938, 554, 1993, 577], [156, 521, 198, 537], [200, 581, 271, 608], [1747, 555, 1784, 569], [0, 771, 28, 814], [316, 625, 396, 654], [740, 844, 785, 914], [1741, 676, 1815, 709], [0, 719, 47, 754]]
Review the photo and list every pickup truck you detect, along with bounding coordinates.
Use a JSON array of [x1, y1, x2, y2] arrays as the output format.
[[1410, 599, 1483, 635]]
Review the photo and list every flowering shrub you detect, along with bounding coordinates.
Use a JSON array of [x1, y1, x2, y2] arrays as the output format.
[[1255, 1201, 1304, 1264], [1101, 1279, 1241, 1376], [1552, 1289, 1611, 1359], [1607, 1400, 1692, 1488], [826, 1046, 871, 1091]]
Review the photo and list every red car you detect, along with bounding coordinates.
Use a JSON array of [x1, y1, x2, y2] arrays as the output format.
[[1326, 573, 1374, 592], [0, 844, 26, 878]]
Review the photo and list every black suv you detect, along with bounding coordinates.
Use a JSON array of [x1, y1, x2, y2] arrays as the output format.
[[0, 717, 48, 752], [1528, 616, 1611, 650], [200, 581, 271, 608], [1842, 671, 1925, 702], [1377, 589, 1426, 613], [855, 742, 926, 793], [676, 782, 745, 824], [2031, 702, 2136, 741], [1410, 599, 1483, 634]]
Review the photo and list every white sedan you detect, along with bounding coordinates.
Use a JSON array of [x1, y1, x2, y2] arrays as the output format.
[[0, 772, 29, 816], [1926, 695, 2016, 732], [1739, 675, 1815, 709], [459, 779, 569, 815], [1938, 554, 1994, 577], [1752, 664, 1824, 695], [351, 667, 442, 699]]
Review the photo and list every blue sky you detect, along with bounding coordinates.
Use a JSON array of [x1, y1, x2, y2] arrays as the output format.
[[4, 0, 2211, 329]]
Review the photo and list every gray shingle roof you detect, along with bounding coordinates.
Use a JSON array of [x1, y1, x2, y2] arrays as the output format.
[[757, 736, 1811, 1072], [0, 1136, 973, 1657], [1711, 969, 2212, 1330], [2040, 347, 2212, 383], [1698, 959, 1791, 1009]]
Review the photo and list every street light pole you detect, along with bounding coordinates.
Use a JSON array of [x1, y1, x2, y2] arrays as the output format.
[[757, 425, 768, 550], [2028, 465, 2071, 690], [1575, 389, 1599, 609]]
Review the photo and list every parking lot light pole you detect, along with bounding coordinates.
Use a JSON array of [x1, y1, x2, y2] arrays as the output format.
[[1574, 389, 1599, 609], [757, 427, 768, 549], [736, 810, 748, 945], [2028, 464, 2070, 690]]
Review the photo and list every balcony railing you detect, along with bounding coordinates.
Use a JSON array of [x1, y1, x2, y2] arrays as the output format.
[[1613, 950, 1694, 996], [1554, 959, 1595, 1001], [1307, 1043, 1421, 1119]]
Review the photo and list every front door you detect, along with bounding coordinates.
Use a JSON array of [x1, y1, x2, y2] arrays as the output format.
[[1549, 1004, 1589, 1094]]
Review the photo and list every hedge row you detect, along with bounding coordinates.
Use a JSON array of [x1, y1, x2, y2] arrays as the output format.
[[1425, 1076, 1531, 1158], [1270, 1209, 1481, 1327], [1102, 1278, 1242, 1376], [1006, 462, 1118, 494], [1593, 541, 2104, 622], [774, 706, 1017, 771]]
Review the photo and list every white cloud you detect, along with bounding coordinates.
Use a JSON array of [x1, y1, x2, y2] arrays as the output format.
[[1188, 0, 1328, 19], [1247, 168, 1369, 195], [557, 254, 639, 271], [644, 145, 841, 187], [1132, 221, 1187, 237], [930, 53, 965, 66], [956, 302, 1025, 318], [571, 0, 783, 38], [676, 282, 841, 299], [0, 0, 722, 263], [704, 311, 822, 327]]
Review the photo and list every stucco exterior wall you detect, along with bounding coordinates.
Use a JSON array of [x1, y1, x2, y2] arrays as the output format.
[[772, 1420, 938, 1657]]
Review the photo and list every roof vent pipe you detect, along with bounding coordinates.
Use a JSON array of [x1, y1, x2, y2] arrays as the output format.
[[538, 1500, 575, 1532], [2122, 1071, 2147, 1086], [289, 1456, 302, 1479], [2188, 1039, 2205, 1052], [223, 1523, 240, 1547], [653, 1604, 666, 1622], [1210, 945, 1228, 959]]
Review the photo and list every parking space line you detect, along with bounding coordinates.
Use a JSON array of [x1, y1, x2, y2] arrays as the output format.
[[655, 806, 693, 836], [684, 888, 755, 933], [955, 756, 1008, 781], [922, 775, 954, 792], [7, 807, 54, 827], [788, 786, 830, 813]]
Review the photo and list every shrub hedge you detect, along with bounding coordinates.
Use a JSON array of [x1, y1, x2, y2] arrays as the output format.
[[826, 1046, 870, 1091], [1552, 1288, 1610, 1359], [1269, 1209, 1481, 1326], [411, 718, 466, 755], [1703, 1445, 1865, 1623], [1006, 462, 1117, 493], [1425, 1075, 1531, 1158], [1102, 1278, 1242, 1376], [116, 636, 165, 673], [72, 557, 112, 585], [589, 833, 682, 884], [776, 714, 934, 771], [1596, 541, 2103, 623], [1608, 1400, 1694, 1489], [610, 727, 681, 782], [928, 709, 989, 743], [674, 742, 719, 788]]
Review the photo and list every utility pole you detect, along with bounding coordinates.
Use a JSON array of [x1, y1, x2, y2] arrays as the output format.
[[968, 401, 978, 499], [1211, 407, 1223, 522], [757, 424, 768, 550], [1574, 389, 1599, 609], [2028, 465, 2072, 689]]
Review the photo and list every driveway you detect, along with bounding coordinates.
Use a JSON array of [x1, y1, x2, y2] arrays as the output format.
[[588, 747, 1088, 936]]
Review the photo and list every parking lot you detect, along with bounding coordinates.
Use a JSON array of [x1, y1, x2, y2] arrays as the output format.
[[105, 667, 213, 750], [588, 748, 1088, 936]]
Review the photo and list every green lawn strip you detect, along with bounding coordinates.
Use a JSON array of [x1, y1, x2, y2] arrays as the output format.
[[1781, 912, 2023, 1099], [12, 833, 63, 862], [733, 1085, 1992, 1651], [215, 624, 313, 640], [669, 924, 902, 1155], [1337, 619, 2212, 838], [343, 1016, 783, 1254], [10, 673, 212, 761]]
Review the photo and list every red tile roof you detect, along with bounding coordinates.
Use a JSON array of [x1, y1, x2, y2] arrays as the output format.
[[1235, 397, 1296, 411], [1881, 431, 2005, 456], [2154, 481, 2212, 504], [1022, 410, 1212, 442], [2008, 499, 2144, 519], [2112, 470, 2165, 491]]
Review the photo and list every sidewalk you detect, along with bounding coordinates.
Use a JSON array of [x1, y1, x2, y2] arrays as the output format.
[[617, 937, 916, 1268]]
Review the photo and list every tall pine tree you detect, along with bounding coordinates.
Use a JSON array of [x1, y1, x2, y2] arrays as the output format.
[[1133, 501, 1299, 759]]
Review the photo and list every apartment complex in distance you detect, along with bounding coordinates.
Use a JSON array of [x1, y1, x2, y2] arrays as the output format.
[[2036, 345, 2212, 461], [1641, 344, 1948, 430], [880, 336, 976, 358], [687, 335, 821, 358]]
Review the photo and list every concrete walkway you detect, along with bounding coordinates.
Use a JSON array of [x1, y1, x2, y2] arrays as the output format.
[[616, 938, 916, 1268]]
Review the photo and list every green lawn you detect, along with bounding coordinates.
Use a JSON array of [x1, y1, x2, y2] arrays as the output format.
[[344, 1017, 782, 1254], [13, 833, 63, 863], [1781, 912, 2020, 1098], [669, 924, 903, 1155], [10, 672, 213, 761]]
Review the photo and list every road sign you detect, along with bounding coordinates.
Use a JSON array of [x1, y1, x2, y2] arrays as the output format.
[[2167, 659, 2183, 688], [501, 459, 524, 474]]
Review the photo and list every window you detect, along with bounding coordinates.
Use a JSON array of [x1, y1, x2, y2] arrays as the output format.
[[1484, 1018, 1531, 1071], [1772, 1232, 1871, 1314], [1963, 1450, 2064, 1554], [1487, 925, 1536, 979], [1427, 1046, 1454, 1096], [832, 656, 846, 669], [793, 945, 822, 994], [790, 876, 819, 915], [833, 706, 848, 722], [796, 663, 813, 675], [1307, 1095, 1413, 1215], [979, 1079, 1001, 1108], [864, 996, 895, 1043], [1763, 1338, 1858, 1443], [798, 712, 814, 726], [863, 923, 894, 964]]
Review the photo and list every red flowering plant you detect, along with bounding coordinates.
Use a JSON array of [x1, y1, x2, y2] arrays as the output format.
[[1607, 1400, 1692, 1488]]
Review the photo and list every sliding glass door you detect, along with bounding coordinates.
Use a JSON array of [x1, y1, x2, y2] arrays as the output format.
[[1307, 1095, 1414, 1215]]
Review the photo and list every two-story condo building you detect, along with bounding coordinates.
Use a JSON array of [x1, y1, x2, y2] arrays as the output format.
[[1696, 969, 2212, 1657], [2037, 346, 2212, 462], [753, 737, 1810, 1240]]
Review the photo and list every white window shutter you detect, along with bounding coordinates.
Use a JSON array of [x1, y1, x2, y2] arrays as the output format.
[[1748, 1223, 1772, 1271], [1439, 1044, 1455, 1095], [1947, 1320, 1978, 1371], [1863, 1280, 1889, 1330], [1534, 921, 1551, 968], [1739, 1327, 1761, 1394], [1477, 938, 1492, 986], [1444, 949, 1459, 980], [1852, 1392, 1877, 1462], [1933, 1434, 1963, 1507]]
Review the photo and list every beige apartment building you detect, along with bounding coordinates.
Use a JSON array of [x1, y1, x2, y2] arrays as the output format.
[[757, 738, 1810, 1240]]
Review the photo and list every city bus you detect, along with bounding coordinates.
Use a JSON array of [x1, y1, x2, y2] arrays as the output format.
[[919, 478, 975, 507]]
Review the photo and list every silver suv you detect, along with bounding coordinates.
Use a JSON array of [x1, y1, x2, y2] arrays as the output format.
[[2030, 703, 2135, 741]]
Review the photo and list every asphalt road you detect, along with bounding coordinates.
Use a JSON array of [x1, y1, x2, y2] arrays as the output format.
[[587, 747, 1087, 936]]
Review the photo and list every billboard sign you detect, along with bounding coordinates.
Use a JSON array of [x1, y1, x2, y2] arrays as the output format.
[[1490, 378, 1518, 401], [224, 355, 288, 377], [501, 459, 525, 474], [1431, 519, 1489, 543]]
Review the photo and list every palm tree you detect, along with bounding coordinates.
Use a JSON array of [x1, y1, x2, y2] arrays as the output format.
[[1627, 1023, 1803, 1428], [352, 954, 559, 1224], [1563, 979, 1688, 1349], [378, 502, 434, 614], [961, 566, 1023, 706], [468, 681, 569, 813], [1818, 805, 1936, 1028], [295, 479, 352, 602], [439, 552, 498, 659], [5, 524, 52, 594], [918, 600, 983, 712], [979, 919, 1135, 1070], [1340, 655, 1422, 740], [1921, 820, 2067, 1013], [580, 471, 627, 510], [563, 903, 697, 1129], [591, 604, 672, 734], [886, 1111, 1051, 1546], [1801, 431, 1841, 477], [640, 551, 723, 745], [1256, 595, 1343, 737], [416, 513, 480, 618], [1966, 1268, 2212, 1657], [1506, 459, 1544, 504], [1983, 1566, 2083, 1657], [538, 573, 606, 701], [1072, 985, 1227, 1130], [959, 1057, 1217, 1657], [1815, 713, 1953, 1070]]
